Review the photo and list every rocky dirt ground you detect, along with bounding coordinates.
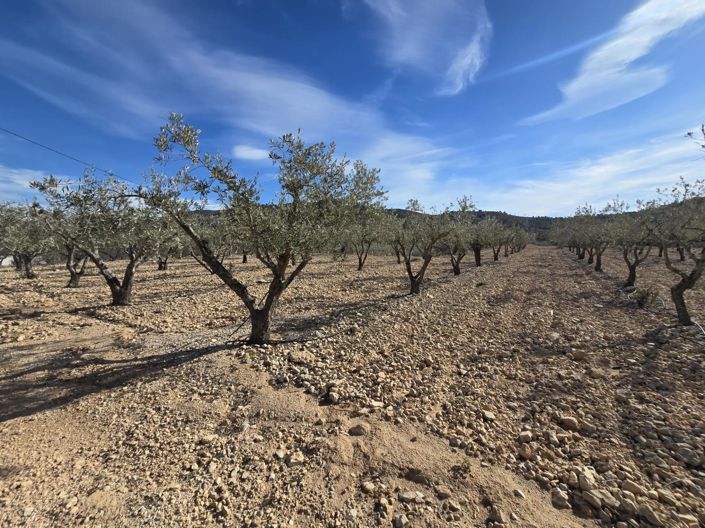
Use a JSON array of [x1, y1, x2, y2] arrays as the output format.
[[0, 246, 703, 527]]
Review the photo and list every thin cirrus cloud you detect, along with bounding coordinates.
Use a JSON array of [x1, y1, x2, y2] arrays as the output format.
[[522, 0, 705, 125], [232, 145, 271, 161], [490, 30, 614, 80], [360, 0, 492, 96], [0, 164, 49, 201], [0, 0, 459, 203], [457, 132, 703, 216]]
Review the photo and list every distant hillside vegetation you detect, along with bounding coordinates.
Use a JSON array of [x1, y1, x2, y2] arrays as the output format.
[[388, 208, 558, 241]]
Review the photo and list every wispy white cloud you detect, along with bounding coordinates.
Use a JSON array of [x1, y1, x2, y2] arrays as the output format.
[[415, 131, 703, 215], [360, 0, 492, 95], [491, 30, 613, 80], [232, 145, 271, 161], [359, 133, 458, 205], [0, 164, 48, 201], [439, 17, 493, 96], [522, 0, 705, 125], [0, 0, 460, 203]]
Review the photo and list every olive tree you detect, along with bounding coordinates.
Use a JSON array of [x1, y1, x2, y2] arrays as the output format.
[[468, 224, 484, 266], [439, 195, 475, 275], [573, 204, 609, 271], [444, 221, 469, 275], [0, 203, 52, 279], [0, 204, 19, 273], [140, 114, 355, 344], [605, 199, 652, 288], [33, 172, 176, 305], [509, 226, 532, 253], [392, 200, 452, 294], [645, 178, 704, 326], [484, 218, 508, 261], [344, 160, 387, 271], [468, 217, 501, 267]]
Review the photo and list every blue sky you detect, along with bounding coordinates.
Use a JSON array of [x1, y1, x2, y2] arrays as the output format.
[[1, 0, 704, 215]]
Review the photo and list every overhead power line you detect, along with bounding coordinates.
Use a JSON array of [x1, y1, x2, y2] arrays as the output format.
[[0, 125, 134, 184]]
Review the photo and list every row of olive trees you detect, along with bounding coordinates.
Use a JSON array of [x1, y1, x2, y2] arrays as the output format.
[[550, 178, 705, 326], [387, 197, 530, 294], [139, 116, 529, 340], [0, 114, 529, 343]]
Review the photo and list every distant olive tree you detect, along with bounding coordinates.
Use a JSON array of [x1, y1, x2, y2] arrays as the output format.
[[140, 114, 355, 344], [392, 200, 451, 294], [33, 172, 177, 305], [483, 218, 509, 261], [468, 217, 501, 267], [605, 199, 652, 288], [444, 221, 469, 275], [344, 160, 387, 271], [0, 203, 52, 279], [439, 195, 475, 275], [509, 226, 532, 253], [155, 228, 191, 271], [573, 204, 609, 271]]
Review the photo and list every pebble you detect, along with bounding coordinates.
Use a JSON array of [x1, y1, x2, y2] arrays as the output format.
[[361, 481, 375, 494], [518, 430, 533, 443], [559, 416, 579, 431], [488, 504, 508, 523], [551, 488, 570, 509], [285, 451, 305, 466], [398, 490, 423, 503], [393, 513, 410, 528], [348, 423, 369, 436], [638, 502, 663, 527]]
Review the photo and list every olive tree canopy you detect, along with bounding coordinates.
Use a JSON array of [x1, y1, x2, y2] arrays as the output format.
[[33, 171, 176, 305], [140, 113, 360, 343]]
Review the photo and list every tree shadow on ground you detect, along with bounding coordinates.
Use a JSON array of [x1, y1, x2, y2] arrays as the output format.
[[0, 342, 230, 423], [270, 294, 406, 342], [612, 333, 705, 490]]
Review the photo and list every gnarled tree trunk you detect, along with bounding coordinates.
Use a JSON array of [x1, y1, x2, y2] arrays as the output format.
[[472, 244, 482, 267], [625, 263, 637, 288], [105, 257, 140, 306], [450, 251, 465, 276], [405, 254, 432, 294], [20, 254, 36, 279], [671, 281, 694, 326], [594, 243, 608, 272], [663, 247, 704, 326], [248, 307, 272, 344], [66, 245, 88, 288], [622, 246, 651, 288], [594, 253, 602, 271], [356, 242, 371, 271]]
